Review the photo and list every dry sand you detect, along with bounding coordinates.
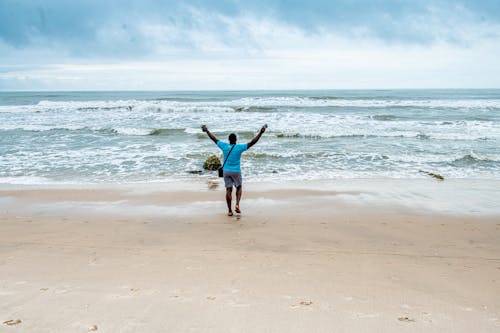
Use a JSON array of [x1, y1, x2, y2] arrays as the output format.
[[1, 180, 499, 332]]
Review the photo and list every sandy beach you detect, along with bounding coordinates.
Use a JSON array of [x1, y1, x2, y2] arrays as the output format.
[[2, 0, 500, 330], [1, 179, 500, 332]]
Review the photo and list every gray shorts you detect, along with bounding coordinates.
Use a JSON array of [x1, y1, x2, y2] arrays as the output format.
[[223, 170, 242, 188]]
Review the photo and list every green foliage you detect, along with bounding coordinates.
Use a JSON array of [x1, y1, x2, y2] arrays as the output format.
[[203, 155, 222, 170]]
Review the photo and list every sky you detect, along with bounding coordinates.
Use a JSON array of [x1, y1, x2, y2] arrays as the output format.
[[1, 0, 500, 90]]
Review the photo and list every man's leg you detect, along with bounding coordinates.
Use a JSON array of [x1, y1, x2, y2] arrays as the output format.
[[235, 186, 242, 213], [226, 187, 233, 216]]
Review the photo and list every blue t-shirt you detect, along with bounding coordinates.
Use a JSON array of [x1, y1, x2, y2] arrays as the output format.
[[217, 141, 248, 172]]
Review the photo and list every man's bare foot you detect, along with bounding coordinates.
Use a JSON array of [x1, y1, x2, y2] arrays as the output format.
[[228, 211, 233, 216], [235, 205, 241, 214]]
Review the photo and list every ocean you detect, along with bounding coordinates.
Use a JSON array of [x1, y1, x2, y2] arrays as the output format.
[[1, 89, 499, 184]]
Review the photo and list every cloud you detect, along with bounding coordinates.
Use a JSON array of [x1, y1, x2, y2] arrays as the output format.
[[1, 0, 500, 89], [1, 0, 500, 59]]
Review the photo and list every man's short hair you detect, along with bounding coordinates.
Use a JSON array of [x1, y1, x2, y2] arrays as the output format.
[[229, 133, 237, 143]]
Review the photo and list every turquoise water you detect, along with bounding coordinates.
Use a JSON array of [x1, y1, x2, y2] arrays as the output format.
[[1, 89, 499, 184]]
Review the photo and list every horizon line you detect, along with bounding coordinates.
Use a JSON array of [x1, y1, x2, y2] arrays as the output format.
[[1, 87, 500, 93]]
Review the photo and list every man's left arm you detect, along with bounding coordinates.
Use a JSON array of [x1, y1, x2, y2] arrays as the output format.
[[247, 125, 266, 149]]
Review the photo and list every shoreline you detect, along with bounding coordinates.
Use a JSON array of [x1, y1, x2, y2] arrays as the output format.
[[1, 177, 500, 217], [1, 179, 500, 332]]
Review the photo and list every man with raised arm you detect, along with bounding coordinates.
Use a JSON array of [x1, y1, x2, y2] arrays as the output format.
[[201, 125, 267, 216]]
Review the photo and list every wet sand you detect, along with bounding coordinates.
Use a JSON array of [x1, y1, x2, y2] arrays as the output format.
[[1, 180, 499, 332]]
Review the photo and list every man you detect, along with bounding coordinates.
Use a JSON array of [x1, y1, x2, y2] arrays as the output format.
[[201, 124, 266, 216]]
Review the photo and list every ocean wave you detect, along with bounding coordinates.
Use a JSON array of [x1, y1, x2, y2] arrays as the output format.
[[97, 127, 151, 136], [0, 125, 87, 132], [308, 96, 340, 100], [3, 96, 500, 113], [274, 132, 421, 139], [226, 97, 500, 109], [0, 125, 190, 136], [244, 151, 347, 159], [91, 129, 500, 141], [132, 104, 233, 113], [195, 130, 258, 140], [2, 123, 499, 142], [149, 128, 186, 136], [416, 133, 431, 139], [370, 114, 400, 121], [274, 132, 358, 139], [98, 127, 190, 136], [363, 152, 499, 164], [232, 106, 276, 112], [0, 125, 257, 137], [0, 100, 233, 113], [271, 129, 500, 140], [244, 150, 496, 164], [450, 153, 500, 166], [77, 106, 132, 112]]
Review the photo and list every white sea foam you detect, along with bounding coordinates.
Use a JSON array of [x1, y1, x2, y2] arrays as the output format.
[[2, 97, 500, 113], [0, 124, 87, 132], [0, 176, 55, 185], [112, 127, 154, 136], [1, 91, 499, 184], [1, 122, 499, 141]]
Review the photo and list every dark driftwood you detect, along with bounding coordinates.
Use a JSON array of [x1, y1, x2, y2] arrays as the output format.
[[419, 170, 444, 180]]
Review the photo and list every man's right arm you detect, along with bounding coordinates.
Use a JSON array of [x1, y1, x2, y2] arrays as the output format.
[[201, 125, 219, 144]]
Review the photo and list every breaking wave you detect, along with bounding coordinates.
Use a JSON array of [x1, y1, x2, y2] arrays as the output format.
[[2, 90, 500, 183], [451, 153, 500, 166], [2, 96, 500, 114], [370, 114, 400, 121]]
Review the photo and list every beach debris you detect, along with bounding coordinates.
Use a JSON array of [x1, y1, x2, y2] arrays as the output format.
[[3, 319, 22, 326], [88, 324, 98, 331], [203, 155, 222, 171], [419, 170, 445, 180], [300, 300, 313, 306], [428, 172, 444, 180], [188, 170, 203, 174], [206, 296, 217, 300], [398, 316, 415, 322]]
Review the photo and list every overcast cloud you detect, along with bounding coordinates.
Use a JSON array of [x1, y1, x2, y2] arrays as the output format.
[[1, 0, 500, 90]]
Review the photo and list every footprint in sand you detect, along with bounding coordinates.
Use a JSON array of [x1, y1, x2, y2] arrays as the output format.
[[290, 300, 313, 308], [398, 317, 415, 322], [3, 319, 22, 326], [206, 296, 216, 300], [88, 324, 98, 331]]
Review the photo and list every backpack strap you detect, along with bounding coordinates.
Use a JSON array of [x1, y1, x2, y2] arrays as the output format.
[[221, 144, 236, 170]]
